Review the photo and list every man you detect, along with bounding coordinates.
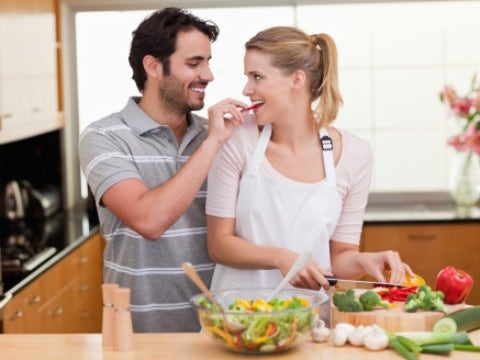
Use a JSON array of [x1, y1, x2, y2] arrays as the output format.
[[78, 7, 247, 332]]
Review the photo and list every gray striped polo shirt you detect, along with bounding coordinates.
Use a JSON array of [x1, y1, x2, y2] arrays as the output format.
[[78, 97, 214, 332]]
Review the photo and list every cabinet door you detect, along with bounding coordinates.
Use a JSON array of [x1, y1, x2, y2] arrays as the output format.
[[2, 279, 44, 333], [361, 223, 480, 304], [37, 232, 103, 333], [0, 0, 61, 145], [69, 232, 103, 333], [2, 233, 104, 333]]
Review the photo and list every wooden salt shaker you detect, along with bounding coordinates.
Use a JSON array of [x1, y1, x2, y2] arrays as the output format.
[[113, 287, 134, 352], [101, 283, 119, 348]]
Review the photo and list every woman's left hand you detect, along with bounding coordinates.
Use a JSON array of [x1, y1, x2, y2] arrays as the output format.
[[358, 251, 413, 284]]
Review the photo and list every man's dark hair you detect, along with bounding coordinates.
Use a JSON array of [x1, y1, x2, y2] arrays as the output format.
[[128, 7, 219, 92]]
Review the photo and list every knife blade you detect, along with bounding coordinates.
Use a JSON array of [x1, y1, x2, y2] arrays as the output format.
[[325, 277, 406, 289]]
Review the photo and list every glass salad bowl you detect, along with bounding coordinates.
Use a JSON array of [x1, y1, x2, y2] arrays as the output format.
[[190, 287, 329, 354]]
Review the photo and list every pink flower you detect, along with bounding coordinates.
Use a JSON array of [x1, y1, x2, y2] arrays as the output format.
[[451, 98, 476, 118], [440, 85, 455, 106], [448, 123, 480, 155], [465, 122, 480, 156], [476, 91, 480, 113]]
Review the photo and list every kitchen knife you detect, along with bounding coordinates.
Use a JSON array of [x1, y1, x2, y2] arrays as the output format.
[[325, 277, 406, 289]]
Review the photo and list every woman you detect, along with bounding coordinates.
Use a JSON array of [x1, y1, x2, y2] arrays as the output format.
[[206, 26, 412, 292]]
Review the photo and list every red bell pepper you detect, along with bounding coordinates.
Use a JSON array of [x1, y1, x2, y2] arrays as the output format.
[[435, 266, 474, 304]]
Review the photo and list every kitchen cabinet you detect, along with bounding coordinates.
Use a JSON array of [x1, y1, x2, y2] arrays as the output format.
[[0, 0, 63, 145], [2, 232, 103, 333], [360, 222, 480, 305]]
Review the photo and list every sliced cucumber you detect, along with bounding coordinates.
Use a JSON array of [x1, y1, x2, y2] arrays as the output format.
[[434, 306, 480, 333], [432, 317, 457, 333]]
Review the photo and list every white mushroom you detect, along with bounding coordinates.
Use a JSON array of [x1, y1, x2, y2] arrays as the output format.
[[347, 325, 373, 346], [363, 324, 389, 351], [311, 315, 331, 343], [334, 322, 356, 336], [331, 327, 349, 346], [312, 326, 331, 342]]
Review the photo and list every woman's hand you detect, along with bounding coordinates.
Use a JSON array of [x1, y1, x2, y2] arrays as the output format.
[[357, 251, 414, 284], [277, 249, 333, 290]]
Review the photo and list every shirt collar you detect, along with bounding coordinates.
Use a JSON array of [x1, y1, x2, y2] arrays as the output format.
[[120, 97, 207, 136]]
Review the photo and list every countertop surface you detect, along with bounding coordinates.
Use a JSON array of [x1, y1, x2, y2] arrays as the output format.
[[364, 203, 480, 224], [0, 331, 479, 360]]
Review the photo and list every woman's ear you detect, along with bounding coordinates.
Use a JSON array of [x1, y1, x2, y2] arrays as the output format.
[[291, 69, 307, 91], [143, 55, 162, 79]]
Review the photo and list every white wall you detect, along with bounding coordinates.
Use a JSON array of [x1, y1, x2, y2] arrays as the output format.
[[73, 1, 480, 198]]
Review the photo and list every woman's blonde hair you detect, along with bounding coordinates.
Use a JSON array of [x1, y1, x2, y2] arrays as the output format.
[[245, 26, 343, 128]]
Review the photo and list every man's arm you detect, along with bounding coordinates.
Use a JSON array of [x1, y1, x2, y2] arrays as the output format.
[[102, 99, 247, 240]]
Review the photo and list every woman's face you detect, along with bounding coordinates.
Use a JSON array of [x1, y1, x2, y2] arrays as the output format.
[[242, 49, 293, 125]]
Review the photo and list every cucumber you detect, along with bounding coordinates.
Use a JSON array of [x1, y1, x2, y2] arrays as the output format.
[[434, 306, 480, 332], [432, 317, 457, 333]]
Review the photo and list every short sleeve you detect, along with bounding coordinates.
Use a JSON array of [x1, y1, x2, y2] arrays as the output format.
[[78, 124, 141, 205], [331, 132, 373, 245], [206, 121, 258, 217]]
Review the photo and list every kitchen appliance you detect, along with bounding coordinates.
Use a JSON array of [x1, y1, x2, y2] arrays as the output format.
[[0, 181, 27, 221], [20, 181, 62, 219], [0, 180, 61, 221], [0, 181, 62, 292]]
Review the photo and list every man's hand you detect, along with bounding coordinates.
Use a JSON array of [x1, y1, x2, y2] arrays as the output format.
[[207, 98, 249, 145]]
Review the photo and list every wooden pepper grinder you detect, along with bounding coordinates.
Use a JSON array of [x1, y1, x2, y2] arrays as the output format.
[[113, 287, 134, 352], [101, 283, 119, 349]]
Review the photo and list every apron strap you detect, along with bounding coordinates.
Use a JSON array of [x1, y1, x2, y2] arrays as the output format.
[[319, 128, 336, 184], [249, 124, 272, 173], [249, 124, 336, 184]]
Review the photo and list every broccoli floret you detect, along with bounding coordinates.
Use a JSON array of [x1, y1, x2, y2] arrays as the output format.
[[340, 299, 364, 312], [423, 291, 447, 313], [333, 290, 364, 312], [403, 285, 447, 313], [404, 297, 422, 313], [345, 288, 356, 299], [358, 290, 391, 311]]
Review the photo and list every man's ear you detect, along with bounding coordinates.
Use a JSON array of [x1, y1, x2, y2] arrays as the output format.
[[143, 55, 163, 79]]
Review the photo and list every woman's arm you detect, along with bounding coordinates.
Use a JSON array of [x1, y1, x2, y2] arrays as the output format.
[[207, 215, 334, 289], [207, 215, 281, 269], [330, 240, 411, 284]]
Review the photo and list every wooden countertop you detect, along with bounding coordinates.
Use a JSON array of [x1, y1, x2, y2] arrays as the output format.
[[0, 331, 479, 359]]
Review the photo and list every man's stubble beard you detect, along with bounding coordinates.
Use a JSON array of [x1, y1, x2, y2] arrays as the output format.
[[158, 74, 204, 114]]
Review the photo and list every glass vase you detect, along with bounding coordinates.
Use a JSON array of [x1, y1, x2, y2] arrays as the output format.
[[448, 151, 480, 207]]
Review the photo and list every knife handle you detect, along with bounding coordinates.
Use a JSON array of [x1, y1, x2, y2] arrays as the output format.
[[325, 277, 337, 286]]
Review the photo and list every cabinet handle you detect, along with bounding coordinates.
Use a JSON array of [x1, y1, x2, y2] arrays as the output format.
[[78, 283, 89, 292], [80, 310, 90, 319], [31, 107, 41, 113], [0, 113, 13, 131], [51, 307, 64, 317], [78, 256, 88, 265], [9, 310, 23, 320], [407, 234, 437, 241], [28, 295, 42, 304]]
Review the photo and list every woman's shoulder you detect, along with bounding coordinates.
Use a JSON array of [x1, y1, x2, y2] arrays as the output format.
[[330, 127, 373, 174], [337, 128, 372, 155], [228, 116, 260, 148]]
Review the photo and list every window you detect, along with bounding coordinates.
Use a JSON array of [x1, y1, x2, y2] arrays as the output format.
[[75, 1, 480, 196]]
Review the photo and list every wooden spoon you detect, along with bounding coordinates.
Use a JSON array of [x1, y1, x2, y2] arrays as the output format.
[[182, 262, 246, 333]]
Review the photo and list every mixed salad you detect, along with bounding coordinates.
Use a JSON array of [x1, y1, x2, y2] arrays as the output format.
[[195, 295, 315, 353]]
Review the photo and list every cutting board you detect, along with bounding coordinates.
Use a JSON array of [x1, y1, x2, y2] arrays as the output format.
[[331, 302, 468, 332]]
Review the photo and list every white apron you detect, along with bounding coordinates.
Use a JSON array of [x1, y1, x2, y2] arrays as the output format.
[[210, 124, 342, 291]]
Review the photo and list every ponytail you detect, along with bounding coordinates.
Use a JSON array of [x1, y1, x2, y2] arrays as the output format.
[[310, 33, 343, 128]]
